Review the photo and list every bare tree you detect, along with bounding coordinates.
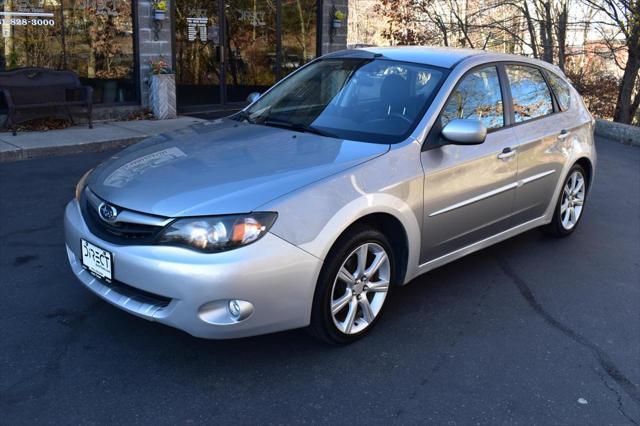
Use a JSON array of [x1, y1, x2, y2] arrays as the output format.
[[583, 0, 640, 124], [370, 0, 638, 123]]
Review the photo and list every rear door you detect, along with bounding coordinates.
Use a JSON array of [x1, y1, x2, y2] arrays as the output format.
[[420, 65, 519, 263], [504, 64, 567, 224]]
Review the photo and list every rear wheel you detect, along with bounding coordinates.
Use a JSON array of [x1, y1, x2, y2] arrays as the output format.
[[308, 225, 394, 344], [544, 164, 588, 237]]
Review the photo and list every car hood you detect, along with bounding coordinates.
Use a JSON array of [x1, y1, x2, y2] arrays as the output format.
[[88, 119, 389, 217]]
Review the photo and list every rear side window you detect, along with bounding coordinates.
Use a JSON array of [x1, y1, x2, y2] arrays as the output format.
[[545, 71, 572, 111], [506, 65, 554, 123], [441, 66, 504, 130]]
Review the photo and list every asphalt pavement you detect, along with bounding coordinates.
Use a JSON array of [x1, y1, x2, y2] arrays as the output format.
[[1, 137, 638, 425]]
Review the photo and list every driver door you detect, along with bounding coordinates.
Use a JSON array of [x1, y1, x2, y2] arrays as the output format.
[[419, 65, 519, 264]]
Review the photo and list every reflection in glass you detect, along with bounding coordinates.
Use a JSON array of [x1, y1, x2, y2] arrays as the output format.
[[225, 0, 276, 102], [280, 0, 316, 76], [242, 58, 444, 143], [175, 0, 221, 106], [506, 65, 553, 123], [441, 66, 504, 130], [1, 0, 63, 70], [64, 0, 136, 103], [1, 0, 136, 104], [545, 70, 571, 111]]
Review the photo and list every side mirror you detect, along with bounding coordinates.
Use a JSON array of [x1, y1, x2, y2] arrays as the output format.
[[246, 92, 261, 103], [441, 119, 487, 145]]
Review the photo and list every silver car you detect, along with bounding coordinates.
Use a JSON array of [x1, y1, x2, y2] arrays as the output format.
[[65, 47, 596, 343]]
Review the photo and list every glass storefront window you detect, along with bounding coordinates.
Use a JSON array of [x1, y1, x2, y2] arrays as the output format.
[[175, 0, 221, 106], [174, 0, 318, 107], [1, 0, 64, 70], [225, 0, 277, 103], [281, 0, 316, 76], [1, 0, 136, 104]]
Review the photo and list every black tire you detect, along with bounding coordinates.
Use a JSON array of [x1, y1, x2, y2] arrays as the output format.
[[308, 224, 395, 344], [543, 163, 588, 238]]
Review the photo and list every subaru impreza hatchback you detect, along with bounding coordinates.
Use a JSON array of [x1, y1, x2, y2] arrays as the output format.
[[65, 47, 596, 343]]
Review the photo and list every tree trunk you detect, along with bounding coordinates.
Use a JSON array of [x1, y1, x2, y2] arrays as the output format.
[[539, 0, 554, 64], [295, 0, 307, 63], [555, 2, 568, 71], [523, 1, 539, 58], [613, 47, 640, 124]]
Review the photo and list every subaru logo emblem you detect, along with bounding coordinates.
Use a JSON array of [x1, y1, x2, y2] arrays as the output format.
[[98, 202, 118, 223]]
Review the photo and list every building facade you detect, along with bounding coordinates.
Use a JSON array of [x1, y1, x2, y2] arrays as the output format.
[[1, 0, 348, 116]]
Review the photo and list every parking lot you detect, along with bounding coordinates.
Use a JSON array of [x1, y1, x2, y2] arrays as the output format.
[[1, 137, 638, 424]]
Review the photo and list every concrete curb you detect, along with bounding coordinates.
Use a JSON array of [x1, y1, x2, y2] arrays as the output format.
[[0, 136, 144, 162], [595, 119, 640, 147], [0, 116, 207, 163]]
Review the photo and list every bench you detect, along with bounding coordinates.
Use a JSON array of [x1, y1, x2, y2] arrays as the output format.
[[0, 68, 93, 135]]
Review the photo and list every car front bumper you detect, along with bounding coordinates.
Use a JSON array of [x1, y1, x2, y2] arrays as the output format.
[[64, 200, 323, 339]]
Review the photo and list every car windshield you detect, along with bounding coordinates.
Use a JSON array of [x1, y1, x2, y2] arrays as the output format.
[[237, 58, 446, 144]]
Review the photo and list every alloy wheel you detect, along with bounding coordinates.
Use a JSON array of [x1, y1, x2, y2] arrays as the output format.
[[560, 170, 586, 230], [330, 242, 390, 335]]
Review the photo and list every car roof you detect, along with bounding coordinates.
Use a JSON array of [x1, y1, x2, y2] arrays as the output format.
[[325, 46, 565, 77], [358, 46, 487, 68]]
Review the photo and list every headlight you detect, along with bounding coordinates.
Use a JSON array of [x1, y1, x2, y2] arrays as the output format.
[[156, 212, 278, 253], [75, 168, 94, 200]]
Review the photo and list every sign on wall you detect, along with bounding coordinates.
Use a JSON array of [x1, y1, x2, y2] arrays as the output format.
[[0, 0, 55, 28], [186, 16, 207, 42]]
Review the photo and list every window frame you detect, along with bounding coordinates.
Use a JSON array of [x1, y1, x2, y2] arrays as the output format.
[[502, 62, 560, 126], [439, 64, 508, 132], [424, 60, 569, 151], [542, 69, 572, 112], [423, 62, 510, 150]]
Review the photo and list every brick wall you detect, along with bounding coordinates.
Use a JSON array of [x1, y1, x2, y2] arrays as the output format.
[[136, 0, 174, 107]]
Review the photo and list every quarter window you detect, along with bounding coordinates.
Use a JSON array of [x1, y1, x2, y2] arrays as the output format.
[[441, 66, 504, 130], [545, 71, 572, 111], [506, 65, 554, 123]]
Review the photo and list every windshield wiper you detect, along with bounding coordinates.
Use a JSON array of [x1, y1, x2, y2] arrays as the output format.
[[262, 119, 336, 138], [234, 110, 256, 124]]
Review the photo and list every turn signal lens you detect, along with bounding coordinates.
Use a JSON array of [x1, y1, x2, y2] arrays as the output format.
[[231, 217, 265, 243], [157, 212, 277, 253], [75, 168, 94, 201]]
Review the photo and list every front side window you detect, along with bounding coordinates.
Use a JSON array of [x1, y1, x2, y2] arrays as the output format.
[[545, 71, 572, 111], [506, 65, 554, 123], [241, 58, 445, 143], [441, 66, 504, 130]]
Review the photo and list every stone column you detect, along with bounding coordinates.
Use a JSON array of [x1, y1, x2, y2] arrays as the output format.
[[321, 0, 348, 54], [136, 0, 175, 107]]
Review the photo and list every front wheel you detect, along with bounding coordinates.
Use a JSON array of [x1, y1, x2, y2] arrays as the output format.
[[543, 164, 588, 237], [308, 225, 394, 344]]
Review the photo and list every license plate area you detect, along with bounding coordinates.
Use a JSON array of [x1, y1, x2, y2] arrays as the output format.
[[80, 239, 113, 282]]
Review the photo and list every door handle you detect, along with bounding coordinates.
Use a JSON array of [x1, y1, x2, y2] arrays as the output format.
[[497, 147, 516, 160], [557, 129, 570, 139]]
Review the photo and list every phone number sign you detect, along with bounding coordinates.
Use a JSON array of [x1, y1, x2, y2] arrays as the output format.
[[0, 12, 55, 30]]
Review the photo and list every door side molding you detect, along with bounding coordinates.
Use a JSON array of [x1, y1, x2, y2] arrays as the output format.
[[428, 169, 556, 217]]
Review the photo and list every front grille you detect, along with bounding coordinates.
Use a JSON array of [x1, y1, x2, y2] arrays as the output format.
[[81, 189, 168, 245], [86, 204, 159, 239]]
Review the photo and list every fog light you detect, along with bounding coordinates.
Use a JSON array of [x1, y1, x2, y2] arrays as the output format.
[[198, 299, 254, 325], [228, 299, 241, 319]]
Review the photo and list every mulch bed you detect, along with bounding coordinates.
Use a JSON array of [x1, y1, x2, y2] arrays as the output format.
[[0, 118, 74, 133], [0, 109, 156, 133]]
